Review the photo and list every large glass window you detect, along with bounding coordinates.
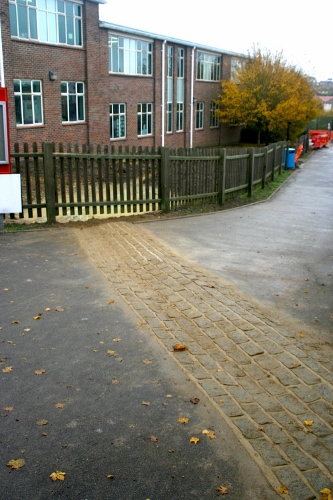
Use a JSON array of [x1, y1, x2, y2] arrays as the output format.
[[210, 102, 219, 128], [9, 0, 82, 46], [137, 103, 152, 136], [176, 48, 184, 132], [196, 51, 220, 81], [14, 79, 43, 126], [109, 35, 152, 76], [195, 102, 204, 130], [167, 46, 173, 133], [61, 81, 85, 123], [110, 103, 126, 139]]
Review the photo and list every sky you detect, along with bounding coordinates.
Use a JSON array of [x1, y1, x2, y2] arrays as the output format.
[[99, 0, 332, 83]]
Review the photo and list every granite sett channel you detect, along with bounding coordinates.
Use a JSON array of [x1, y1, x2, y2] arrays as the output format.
[[75, 221, 333, 500]]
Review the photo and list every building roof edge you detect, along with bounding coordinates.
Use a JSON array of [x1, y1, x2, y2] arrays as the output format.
[[99, 21, 246, 58]]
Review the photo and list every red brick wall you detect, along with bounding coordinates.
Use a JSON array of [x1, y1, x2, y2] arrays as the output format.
[[2, 0, 241, 151]]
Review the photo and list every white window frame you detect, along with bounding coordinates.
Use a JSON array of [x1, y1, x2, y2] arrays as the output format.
[[109, 34, 153, 76], [176, 48, 184, 132], [110, 103, 126, 139], [0, 103, 9, 164], [195, 102, 204, 130], [210, 102, 219, 128], [14, 79, 43, 126], [167, 46, 173, 133], [196, 51, 220, 81], [137, 103, 152, 136], [61, 81, 85, 123], [9, 0, 83, 47]]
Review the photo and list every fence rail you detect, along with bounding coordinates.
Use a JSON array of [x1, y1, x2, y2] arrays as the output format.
[[6, 140, 291, 223]]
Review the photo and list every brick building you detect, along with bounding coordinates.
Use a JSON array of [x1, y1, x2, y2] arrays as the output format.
[[0, 0, 244, 150]]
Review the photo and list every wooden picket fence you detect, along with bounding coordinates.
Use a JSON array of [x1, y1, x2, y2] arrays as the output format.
[[7, 141, 289, 223]]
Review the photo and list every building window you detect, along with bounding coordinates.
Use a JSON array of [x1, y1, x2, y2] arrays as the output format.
[[195, 102, 204, 130], [109, 35, 152, 76], [110, 103, 126, 139], [14, 79, 43, 126], [210, 102, 219, 128], [61, 81, 84, 123], [167, 46, 173, 133], [176, 48, 184, 132], [137, 103, 152, 136], [9, 0, 82, 46], [196, 52, 220, 81]]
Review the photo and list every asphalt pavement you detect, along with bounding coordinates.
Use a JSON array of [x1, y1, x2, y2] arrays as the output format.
[[0, 229, 278, 499]]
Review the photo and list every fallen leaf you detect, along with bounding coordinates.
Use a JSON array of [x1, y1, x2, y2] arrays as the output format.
[[107, 350, 116, 356], [7, 458, 25, 470], [136, 322, 142, 326], [93, 350, 98, 353], [107, 474, 114, 479], [2, 366, 13, 373], [190, 397, 200, 404], [166, 394, 173, 398], [4, 407, 14, 412], [36, 420, 48, 426], [142, 359, 152, 365], [168, 449, 175, 453], [177, 417, 189, 424], [320, 489, 333, 500], [3, 288, 9, 291], [55, 403, 64, 409], [85, 286, 89, 289], [55, 307, 65, 312], [35, 369, 45, 375], [304, 420, 314, 426], [33, 314, 42, 320], [50, 471, 66, 481], [141, 401, 150, 406], [149, 435, 158, 442], [117, 357, 123, 362], [190, 437, 199, 444], [205, 284, 215, 289], [279, 485, 289, 495], [44, 308, 51, 312], [300, 333, 305, 338], [216, 485, 228, 495], [173, 344, 188, 351], [111, 379, 119, 385], [12, 320, 20, 324], [113, 338, 121, 342], [24, 328, 30, 332], [202, 429, 216, 439], [42, 432, 48, 436], [107, 300, 114, 304], [129, 424, 135, 428]]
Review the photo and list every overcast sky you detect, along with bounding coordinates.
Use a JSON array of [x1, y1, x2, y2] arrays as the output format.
[[99, 0, 332, 83]]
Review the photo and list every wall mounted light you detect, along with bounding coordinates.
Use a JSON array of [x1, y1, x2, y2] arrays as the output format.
[[49, 71, 57, 81]]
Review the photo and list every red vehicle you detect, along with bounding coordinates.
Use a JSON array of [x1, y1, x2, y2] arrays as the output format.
[[308, 130, 330, 149]]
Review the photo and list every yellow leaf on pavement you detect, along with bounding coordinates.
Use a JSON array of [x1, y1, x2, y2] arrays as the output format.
[[320, 488, 333, 500], [2, 366, 13, 373], [304, 420, 314, 426], [107, 300, 114, 304], [55, 403, 64, 409], [6, 458, 25, 470], [173, 344, 188, 351], [279, 485, 289, 495], [4, 407, 14, 412], [177, 417, 189, 424], [35, 369, 45, 375], [141, 401, 150, 406], [107, 350, 116, 356], [190, 437, 199, 444], [107, 474, 114, 479], [45, 308, 51, 312], [113, 338, 121, 342], [216, 485, 228, 495], [202, 429, 216, 439], [12, 320, 20, 324], [33, 314, 42, 320], [142, 359, 152, 364], [50, 470, 66, 481], [36, 420, 48, 426]]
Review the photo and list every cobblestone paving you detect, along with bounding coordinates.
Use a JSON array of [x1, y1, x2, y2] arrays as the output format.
[[75, 221, 333, 500]]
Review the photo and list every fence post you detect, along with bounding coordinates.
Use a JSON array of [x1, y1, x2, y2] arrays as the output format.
[[160, 147, 170, 213], [271, 143, 276, 182], [247, 147, 254, 198], [43, 142, 56, 223], [262, 146, 268, 189], [218, 148, 226, 205]]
